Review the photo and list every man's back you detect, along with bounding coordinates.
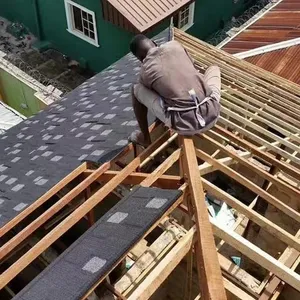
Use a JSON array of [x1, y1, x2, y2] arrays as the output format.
[[140, 40, 209, 108]]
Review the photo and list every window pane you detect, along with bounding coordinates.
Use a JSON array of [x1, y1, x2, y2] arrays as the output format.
[[83, 20, 88, 28], [82, 11, 87, 20], [84, 28, 89, 36], [73, 6, 83, 32], [90, 32, 95, 40], [88, 22, 94, 31], [88, 14, 93, 22]]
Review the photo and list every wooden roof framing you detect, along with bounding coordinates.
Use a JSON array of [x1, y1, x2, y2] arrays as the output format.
[[1, 29, 300, 300]]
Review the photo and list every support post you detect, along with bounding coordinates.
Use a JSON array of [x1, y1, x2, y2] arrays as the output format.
[[180, 136, 227, 300]]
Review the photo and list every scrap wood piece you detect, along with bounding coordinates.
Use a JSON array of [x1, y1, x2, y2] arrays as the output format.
[[181, 136, 227, 300], [114, 221, 184, 296], [127, 227, 256, 300]]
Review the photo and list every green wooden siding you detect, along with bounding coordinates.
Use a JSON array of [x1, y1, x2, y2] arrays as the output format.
[[188, 0, 255, 39], [0, 0, 255, 73]]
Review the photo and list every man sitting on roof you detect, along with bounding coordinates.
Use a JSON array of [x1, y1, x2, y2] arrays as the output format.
[[129, 34, 221, 147]]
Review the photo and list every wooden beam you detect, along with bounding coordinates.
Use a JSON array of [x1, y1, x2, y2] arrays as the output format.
[[0, 130, 172, 289], [127, 227, 256, 300], [259, 230, 300, 300], [211, 219, 300, 293], [200, 133, 300, 199], [202, 179, 300, 253], [181, 136, 227, 300], [84, 171, 181, 189], [213, 126, 300, 183], [115, 222, 183, 296], [140, 149, 180, 187], [195, 148, 300, 223], [0, 163, 87, 237], [127, 228, 195, 300]]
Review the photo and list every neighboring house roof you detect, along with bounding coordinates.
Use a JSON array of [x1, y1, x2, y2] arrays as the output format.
[[0, 30, 168, 229], [0, 101, 25, 134], [221, 0, 300, 84], [103, 0, 193, 32]]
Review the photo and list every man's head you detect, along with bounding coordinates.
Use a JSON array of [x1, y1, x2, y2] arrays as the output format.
[[130, 34, 156, 62]]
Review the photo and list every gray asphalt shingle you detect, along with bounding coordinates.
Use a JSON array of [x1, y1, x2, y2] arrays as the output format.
[[0, 31, 169, 228]]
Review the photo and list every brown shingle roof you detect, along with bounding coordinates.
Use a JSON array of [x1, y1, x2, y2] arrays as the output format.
[[105, 0, 193, 32], [221, 0, 300, 85]]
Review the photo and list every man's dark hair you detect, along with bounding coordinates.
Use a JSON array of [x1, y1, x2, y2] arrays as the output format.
[[129, 34, 149, 56]]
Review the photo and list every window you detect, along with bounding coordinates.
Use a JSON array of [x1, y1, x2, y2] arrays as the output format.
[[176, 3, 195, 31], [65, 0, 99, 47]]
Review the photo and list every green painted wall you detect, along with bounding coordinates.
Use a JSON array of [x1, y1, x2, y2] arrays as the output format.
[[0, 0, 255, 73], [188, 0, 256, 39], [0, 0, 39, 35], [0, 69, 41, 117]]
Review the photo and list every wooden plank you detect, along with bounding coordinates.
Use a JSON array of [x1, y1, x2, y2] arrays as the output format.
[[195, 148, 300, 223], [221, 106, 300, 155], [211, 219, 300, 293], [115, 222, 183, 295], [140, 149, 180, 187], [259, 230, 300, 300], [201, 133, 300, 199], [127, 227, 256, 300], [127, 228, 195, 300], [181, 136, 227, 300], [219, 117, 300, 166], [0, 163, 87, 237], [213, 126, 300, 182], [84, 170, 181, 189], [174, 29, 300, 99], [0, 130, 172, 289]]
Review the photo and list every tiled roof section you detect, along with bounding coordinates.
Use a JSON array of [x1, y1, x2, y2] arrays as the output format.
[[14, 186, 182, 300], [0, 31, 169, 229], [106, 0, 193, 32], [245, 45, 300, 85], [223, 0, 300, 54], [221, 0, 300, 85], [0, 102, 25, 134]]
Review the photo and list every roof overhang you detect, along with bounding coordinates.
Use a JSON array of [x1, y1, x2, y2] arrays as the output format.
[[103, 0, 194, 33]]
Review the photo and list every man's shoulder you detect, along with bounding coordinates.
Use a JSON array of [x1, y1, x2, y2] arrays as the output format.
[[161, 40, 182, 49]]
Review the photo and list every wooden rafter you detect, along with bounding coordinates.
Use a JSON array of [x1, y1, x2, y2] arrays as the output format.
[[2, 29, 300, 300]]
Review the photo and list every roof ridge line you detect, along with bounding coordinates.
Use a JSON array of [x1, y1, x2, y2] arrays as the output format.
[[234, 37, 300, 59]]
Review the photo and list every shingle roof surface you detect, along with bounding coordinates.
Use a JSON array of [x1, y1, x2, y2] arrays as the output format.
[[0, 31, 169, 229], [14, 186, 182, 300]]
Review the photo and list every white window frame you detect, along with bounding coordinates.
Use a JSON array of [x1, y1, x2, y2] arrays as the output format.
[[64, 0, 99, 47], [178, 2, 195, 31]]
